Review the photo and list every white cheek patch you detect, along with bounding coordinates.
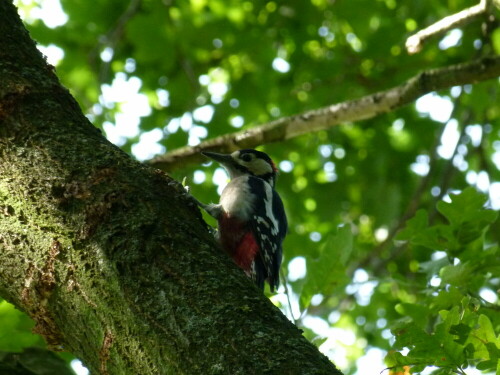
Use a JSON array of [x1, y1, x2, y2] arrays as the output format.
[[249, 159, 272, 176]]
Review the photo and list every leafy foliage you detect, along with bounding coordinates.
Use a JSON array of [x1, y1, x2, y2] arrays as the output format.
[[0, 348, 75, 375], [0, 300, 75, 374], [388, 188, 499, 374], [301, 224, 354, 309], [0, 300, 44, 352], [4, 0, 500, 373]]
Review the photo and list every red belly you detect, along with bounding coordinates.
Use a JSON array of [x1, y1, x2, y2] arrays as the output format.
[[218, 213, 259, 272]]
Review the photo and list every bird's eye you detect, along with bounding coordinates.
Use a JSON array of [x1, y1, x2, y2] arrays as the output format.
[[240, 154, 252, 162]]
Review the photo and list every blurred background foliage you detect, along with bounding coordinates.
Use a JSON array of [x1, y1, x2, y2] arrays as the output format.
[[4, 0, 500, 373]]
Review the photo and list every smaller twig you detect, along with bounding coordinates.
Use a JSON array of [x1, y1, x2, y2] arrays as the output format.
[[88, 0, 142, 83], [406, 0, 489, 54], [280, 269, 298, 325]]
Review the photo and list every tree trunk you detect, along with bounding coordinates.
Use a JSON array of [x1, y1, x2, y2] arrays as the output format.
[[0, 1, 340, 374]]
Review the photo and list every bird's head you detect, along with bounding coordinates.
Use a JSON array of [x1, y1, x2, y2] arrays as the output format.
[[202, 149, 278, 187]]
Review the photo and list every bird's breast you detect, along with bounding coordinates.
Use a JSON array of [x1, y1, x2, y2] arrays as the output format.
[[219, 176, 254, 221]]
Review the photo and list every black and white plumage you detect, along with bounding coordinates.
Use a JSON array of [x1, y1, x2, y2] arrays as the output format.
[[194, 149, 287, 292]]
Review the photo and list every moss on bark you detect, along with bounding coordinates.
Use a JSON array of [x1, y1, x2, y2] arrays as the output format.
[[0, 1, 341, 374]]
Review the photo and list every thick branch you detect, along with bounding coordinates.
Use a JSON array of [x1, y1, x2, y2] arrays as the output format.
[[0, 2, 340, 374], [406, 0, 491, 54], [150, 56, 500, 171]]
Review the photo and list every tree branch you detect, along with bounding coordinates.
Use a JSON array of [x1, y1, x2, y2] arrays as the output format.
[[89, 0, 143, 84], [150, 56, 500, 171], [0, 2, 341, 373], [355, 86, 472, 274], [405, 0, 493, 54]]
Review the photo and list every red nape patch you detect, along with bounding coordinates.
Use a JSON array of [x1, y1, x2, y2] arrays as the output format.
[[218, 213, 258, 272], [270, 159, 278, 173]]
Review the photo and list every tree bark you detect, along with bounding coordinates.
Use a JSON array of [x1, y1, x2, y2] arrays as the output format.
[[0, 1, 340, 374]]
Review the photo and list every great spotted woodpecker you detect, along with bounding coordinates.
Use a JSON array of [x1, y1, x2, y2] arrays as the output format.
[[193, 149, 287, 292]]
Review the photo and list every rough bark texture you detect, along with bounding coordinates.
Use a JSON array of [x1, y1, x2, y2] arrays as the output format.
[[0, 2, 341, 374]]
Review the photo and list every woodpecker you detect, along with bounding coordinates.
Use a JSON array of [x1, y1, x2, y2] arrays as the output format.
[[193, 149, 287, 292]]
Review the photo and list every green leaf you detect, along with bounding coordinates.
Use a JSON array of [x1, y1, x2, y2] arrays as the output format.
[[415, 225, 457, 252], [476, 359, 497, 371], [0, 348, 75, 375], [476, 314, 500, 347], [437, 188, 498, 245], [433, 308, 467, 367], [390, 307, 471, 371], [0, 301, 44, 352], [300, 225, 353, 309], [430, 287, 465, 311], [437, 187, 488, 226], [439, 262, 474, 287], [385, 350, 411, 367], [491, 27, 500, 55], [391, 321, 428, 348], [126, 10, 174, 65], [420, 257, 451, 278], [449, 324, 471, 345], [397, 210, 460, 251], [396, 209, 428, 241], [394, 303, 430, 328], [485, 342, 500, 361], [479, 315, 498, 341]]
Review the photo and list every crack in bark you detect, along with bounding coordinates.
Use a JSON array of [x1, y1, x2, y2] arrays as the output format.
[[20, 239, 65, 349], [99, 329, 114, 375]]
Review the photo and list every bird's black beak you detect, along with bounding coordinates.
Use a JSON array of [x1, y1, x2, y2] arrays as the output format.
[[201, 151, 234, 167]]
